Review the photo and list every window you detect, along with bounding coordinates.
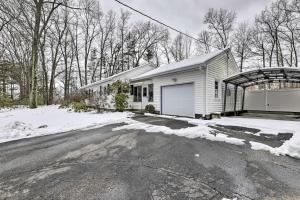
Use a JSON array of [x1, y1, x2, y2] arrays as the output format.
[[107, 84, 110, 95], [143, 87, 147, 97], [148, 84, 153, 102], [130, 85, 134, 95], [133, 86, 142, 102], [99, 86, 102, 96], [215, 80, 219, 98], [104, 87, 107, 95]]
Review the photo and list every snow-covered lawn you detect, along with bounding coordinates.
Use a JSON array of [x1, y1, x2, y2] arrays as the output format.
[[0, 105, 132, 143]]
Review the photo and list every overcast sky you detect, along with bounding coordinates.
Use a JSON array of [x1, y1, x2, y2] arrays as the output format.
[[100, 0, 272, 36]]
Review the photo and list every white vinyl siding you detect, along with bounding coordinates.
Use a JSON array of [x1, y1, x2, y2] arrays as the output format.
[[206, 52, 242, 114]]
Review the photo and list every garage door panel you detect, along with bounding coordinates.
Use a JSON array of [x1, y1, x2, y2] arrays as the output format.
[[161, 83, 194, 117]]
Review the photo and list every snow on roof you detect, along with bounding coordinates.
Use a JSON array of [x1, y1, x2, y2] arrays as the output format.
[[80, 64, 153, 90], [132, 48, 230, 81]]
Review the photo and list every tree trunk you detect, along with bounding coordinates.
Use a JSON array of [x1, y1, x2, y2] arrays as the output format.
[[29, 0, 43, 109]]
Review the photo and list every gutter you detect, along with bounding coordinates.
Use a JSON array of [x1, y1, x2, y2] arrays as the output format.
[[131, 64, 201, 82]]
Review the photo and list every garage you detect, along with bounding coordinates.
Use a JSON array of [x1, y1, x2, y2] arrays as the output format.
[[161, 83, 194, 117]]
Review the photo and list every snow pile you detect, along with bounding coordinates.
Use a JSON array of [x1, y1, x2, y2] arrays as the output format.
[[113, 118, 245, 145], [192, 117, 300, 159], [0, 105, 132, 143], [145, 113, 300, 159]]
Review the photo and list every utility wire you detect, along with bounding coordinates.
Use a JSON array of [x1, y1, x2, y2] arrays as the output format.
[[113, 0, 201, 43]]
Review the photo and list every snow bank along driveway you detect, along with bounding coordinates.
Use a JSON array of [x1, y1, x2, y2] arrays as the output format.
[[1, 106, 299, 159], [115, 113, 300, 159], [0, 105, 132, 143]]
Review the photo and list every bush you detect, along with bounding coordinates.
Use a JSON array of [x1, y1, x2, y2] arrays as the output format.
[[115, 93, 128, 112], [69, 92, 89, 103], [15, 97, 29, 106], [15, 95, 44, 106], [58, 101, 70, 109], [145, 104, 155, 113], [70, 102, 88, 112], [0, 93, 13, 108], [108, 80, 130, 112]]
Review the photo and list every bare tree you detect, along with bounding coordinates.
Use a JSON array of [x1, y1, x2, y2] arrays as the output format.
[[204, 8, 236, 49], [256, 1, 286, 67], [79, 0, 101, 85], [0, 0, 19, 32], [197, 30, 213, 54], [160, 30, 171, 64], [170, 34, 192, 61], [129, 22, 166, 68], [233, 22, 253, 71]]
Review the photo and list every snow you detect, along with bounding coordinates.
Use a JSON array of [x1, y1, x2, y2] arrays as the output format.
[[113, 118, 245, 146], [0, 105, 132, 143], [132, 48, 229, 81], [250, 141, 281, 156], [145, 113, 300, 159], [80, 64, 153, 90], [1, 106, 300, 159]]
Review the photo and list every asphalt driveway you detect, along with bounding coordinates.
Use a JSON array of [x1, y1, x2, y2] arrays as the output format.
[[0, 116, 300, 200]]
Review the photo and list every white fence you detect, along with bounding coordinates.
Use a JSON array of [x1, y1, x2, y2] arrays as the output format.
[[244, 88, 300, 112]]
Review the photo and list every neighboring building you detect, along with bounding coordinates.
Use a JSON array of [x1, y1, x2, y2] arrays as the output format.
[[80, 48, 242, 118]]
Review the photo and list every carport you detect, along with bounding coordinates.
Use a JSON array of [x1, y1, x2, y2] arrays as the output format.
[[223, 67, 300, 115]]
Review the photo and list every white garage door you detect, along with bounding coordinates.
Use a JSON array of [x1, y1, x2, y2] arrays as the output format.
[[161, 83, 194, 117]]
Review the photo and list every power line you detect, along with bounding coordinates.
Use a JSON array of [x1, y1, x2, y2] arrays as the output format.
[[112, 0, 201, 43]]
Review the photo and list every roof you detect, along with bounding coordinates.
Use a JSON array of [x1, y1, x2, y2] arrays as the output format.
[[131, 48, 231, 81], [223, 67, 300, 88], [80, 64, 153, 90]]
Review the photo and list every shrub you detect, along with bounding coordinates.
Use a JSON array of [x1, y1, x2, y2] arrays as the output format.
[[15, 95, 44, 106], [108, 80, 130, 112], [115, 93, 128, 112], [69, 92, 89, 103], [69, 102, 88, 112], [0, 93, 13, 108], [59, 101, 70, 109], [15, 97, 29, 105], [145, 104, 155, 113]]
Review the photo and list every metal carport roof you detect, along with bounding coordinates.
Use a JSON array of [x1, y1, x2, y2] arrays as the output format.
[[223, 67, 300, 88], [222, 67, 300, 115]]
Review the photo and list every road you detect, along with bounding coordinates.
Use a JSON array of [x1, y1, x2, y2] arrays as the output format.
[[0, 116, 300, 200]]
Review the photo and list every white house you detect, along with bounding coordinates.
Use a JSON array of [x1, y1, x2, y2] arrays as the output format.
[[80, 64, 156, 110], [80, 48, 243, 118]]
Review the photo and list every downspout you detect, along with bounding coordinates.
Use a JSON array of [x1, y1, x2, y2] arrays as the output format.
[[204, 65, 208, 117]]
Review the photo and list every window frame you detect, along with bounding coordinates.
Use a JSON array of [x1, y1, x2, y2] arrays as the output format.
[[143, 87, 147, 97], [215, 80, 219, 99], [130, 85, 134, 95], [148, 84, 154, 102], [133, 86, 142, 102]]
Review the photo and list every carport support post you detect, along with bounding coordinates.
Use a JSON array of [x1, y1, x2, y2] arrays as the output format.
[[223, 82, 228, 116], [242, 87, 246, 111], [234, 85, 238, 116]]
